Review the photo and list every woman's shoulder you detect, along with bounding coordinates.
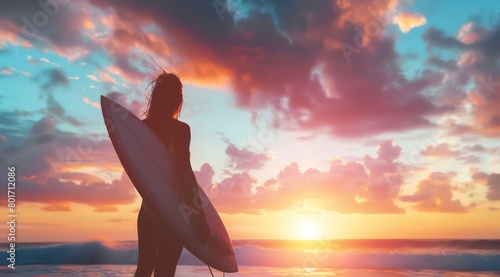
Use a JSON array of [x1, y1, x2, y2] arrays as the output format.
[[143, 117, 189, 128], [172, 119, 190, 133], [173, 119, 189, 127]]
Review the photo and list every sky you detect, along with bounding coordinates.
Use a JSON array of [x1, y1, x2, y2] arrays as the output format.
[[0, 0, 499, 242]]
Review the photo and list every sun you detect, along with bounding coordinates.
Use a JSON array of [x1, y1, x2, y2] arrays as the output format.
[[299, 222, 319, 240]]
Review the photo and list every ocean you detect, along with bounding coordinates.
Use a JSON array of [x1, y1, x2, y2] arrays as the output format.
[[1, 239, 500, 276]]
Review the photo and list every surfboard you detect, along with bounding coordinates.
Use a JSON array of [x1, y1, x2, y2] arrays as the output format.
[[100, 95, 238, 273]]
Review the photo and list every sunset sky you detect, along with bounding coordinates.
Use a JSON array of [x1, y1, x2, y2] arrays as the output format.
[[0, 0, 499, 242]]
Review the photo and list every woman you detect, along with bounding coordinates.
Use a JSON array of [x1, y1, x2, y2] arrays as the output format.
[[134, 72, 210, 277]]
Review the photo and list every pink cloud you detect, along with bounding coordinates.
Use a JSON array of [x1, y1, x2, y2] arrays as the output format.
[[81, 0, 445, 138], [457, 22, 487, 44], [83, 97, 101, 108], [420, 143, 460, 157], [0, 0, 452, 138], [223, 139, 272, 171], [201, 140, 405, 214], [17, 172, 136, 209], [105, 91, 145, 117], [0, 115, 137, 211], [471, 170, 489, 184], [487, 173, 500, 201], [424, 24, 500, 138], [194, 163, 215, 191], [400, 172, 469, 213]]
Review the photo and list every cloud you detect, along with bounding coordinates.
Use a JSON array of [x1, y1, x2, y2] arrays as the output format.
[[59, 171, 104, 185], [45, 93, 85, 126], [42, 205, 72, 212], [420, 143, 459, 157], [0, 17, 32, 48], [27, 55, 39, 65], [98, 71, 116, 83], [424, 23, 500, 138], [38, 68, 69, 91], [15, 166, 136, 211], [463, 144, 487, 152], [400, 172, 469, 213], [207, 172, 259, 214], [94, 206, 119, 212], [31, 116, 55, 134], [193, 163, 215, 190], [486, 173, 500, 201], [107, 218, 132, 222], [105, 91, 144, 117], [83, 97, 101, 108], [222, 138, 272, 171], [426, 55, 458, 71], [456, 155, 481, 164], [423, 27, 466, 50], [87, 74, 100, 82], [471, 170, 489, 184], [87, 71, 116, 84], [82, 0, 445, 138], [393, 12, 427, 33], [0, 66, 16, 76], [0, 110, 34, 143], [0, 1, 94, 60], [0, 115, 137, 210], [0, 1, 450, 139], [201, 140, 405, 214], [457, 22, 488, 44]]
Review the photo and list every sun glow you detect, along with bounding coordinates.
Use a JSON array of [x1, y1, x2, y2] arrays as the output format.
[[299, 222, 319, 240]]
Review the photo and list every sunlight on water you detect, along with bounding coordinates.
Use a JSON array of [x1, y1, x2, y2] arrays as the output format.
[[1, 239, 500, 276]]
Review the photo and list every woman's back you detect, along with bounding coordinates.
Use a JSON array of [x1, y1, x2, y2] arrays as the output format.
[[143, 117, 190, 161], [142, 116, 201, 217]]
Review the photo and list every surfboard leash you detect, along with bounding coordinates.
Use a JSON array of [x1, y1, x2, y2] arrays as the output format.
[[207, 265, 226, 276], [207, 265, 215, 277]]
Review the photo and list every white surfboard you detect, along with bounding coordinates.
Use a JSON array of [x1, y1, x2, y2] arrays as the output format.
[[100, 95, 238, 273]]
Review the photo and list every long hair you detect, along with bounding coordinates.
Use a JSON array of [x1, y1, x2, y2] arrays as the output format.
[[144, 72, 183, 120]]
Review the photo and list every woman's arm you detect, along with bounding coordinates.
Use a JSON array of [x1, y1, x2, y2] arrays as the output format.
[[175, 123, 199, 197]]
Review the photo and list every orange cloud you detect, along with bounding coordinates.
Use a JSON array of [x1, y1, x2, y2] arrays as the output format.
[[42, 204, 72, 212], [0, 19, 33, 48], [337, 0, 398, 28], [394, 12, 427, 33], [83, 97, 101, 108]]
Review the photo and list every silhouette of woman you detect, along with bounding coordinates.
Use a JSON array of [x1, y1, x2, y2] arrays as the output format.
[[134, 72, 210, 277]]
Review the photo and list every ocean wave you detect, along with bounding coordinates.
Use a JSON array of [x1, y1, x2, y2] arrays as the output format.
[[2, 241, 500, 271]]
